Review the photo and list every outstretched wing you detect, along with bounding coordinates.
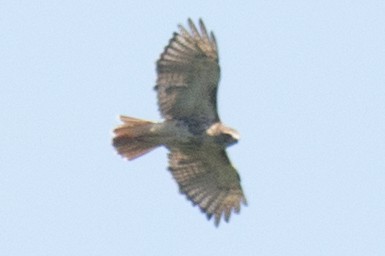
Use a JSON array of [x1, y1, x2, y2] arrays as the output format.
[[168, 146, 247, 226], [155, 19, 220, 128]]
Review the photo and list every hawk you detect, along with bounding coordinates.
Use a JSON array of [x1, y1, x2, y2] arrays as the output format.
[[113, 18, 247, 226]]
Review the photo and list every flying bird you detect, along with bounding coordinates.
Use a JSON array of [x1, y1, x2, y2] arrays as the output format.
[[113, 18, 247, 226]]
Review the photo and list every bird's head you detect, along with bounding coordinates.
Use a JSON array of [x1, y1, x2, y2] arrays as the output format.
[[206, 123, 240, 147]]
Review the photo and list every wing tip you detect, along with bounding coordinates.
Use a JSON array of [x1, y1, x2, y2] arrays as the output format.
[[185, 189, 247, 227]]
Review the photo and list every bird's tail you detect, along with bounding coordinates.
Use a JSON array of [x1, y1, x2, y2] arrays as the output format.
[[112, 116, 162, 160]]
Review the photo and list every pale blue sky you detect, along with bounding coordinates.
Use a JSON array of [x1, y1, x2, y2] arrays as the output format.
[[1, 1, 385, 255]]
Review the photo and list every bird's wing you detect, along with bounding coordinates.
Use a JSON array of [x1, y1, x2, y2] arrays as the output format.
[[168, 146, 247, 226], [155, 19, 220, 128]]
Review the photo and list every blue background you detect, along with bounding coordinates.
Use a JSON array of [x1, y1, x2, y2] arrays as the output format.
[[1, 1, 384, 255]]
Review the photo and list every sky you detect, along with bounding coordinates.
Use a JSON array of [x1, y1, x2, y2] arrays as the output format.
[[1, 1, 385, 255]]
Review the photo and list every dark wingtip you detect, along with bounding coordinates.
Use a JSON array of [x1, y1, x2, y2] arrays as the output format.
[[214, 215, 221, 227]]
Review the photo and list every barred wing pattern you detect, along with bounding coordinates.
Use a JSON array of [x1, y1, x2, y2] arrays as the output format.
[[168, 146, 247, 226], [155, 19, 220, 126]]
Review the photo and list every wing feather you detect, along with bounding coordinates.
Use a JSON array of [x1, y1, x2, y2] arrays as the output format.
[[168, 146, 247, 226], [199, 19, 210, 41], [155, 19, 220, 128]]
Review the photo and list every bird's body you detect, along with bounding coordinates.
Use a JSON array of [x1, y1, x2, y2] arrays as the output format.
[[113, 19, 246, 226]]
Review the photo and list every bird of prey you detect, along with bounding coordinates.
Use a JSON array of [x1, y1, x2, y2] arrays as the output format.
[[113, 18, 247, 226]]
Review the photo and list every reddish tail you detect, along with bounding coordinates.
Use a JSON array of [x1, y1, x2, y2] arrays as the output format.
[[113, 116, 161, 160]]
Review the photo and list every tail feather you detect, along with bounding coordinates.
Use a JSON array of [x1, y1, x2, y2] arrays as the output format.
[[113, 116, 161, 160]]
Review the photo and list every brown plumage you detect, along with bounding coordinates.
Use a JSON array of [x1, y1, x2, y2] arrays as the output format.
[[113, 19, 247, 226]]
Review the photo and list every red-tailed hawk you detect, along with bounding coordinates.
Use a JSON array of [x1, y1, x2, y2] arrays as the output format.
[[113, 19, 247, 226]]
